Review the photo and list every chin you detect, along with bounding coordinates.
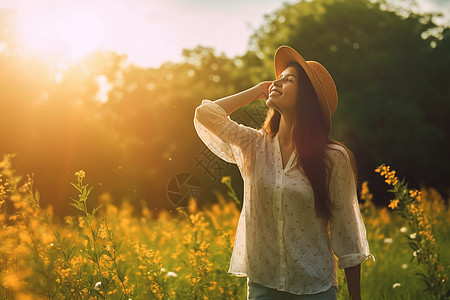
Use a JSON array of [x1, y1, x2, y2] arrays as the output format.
[[266, 98, 278, 111]]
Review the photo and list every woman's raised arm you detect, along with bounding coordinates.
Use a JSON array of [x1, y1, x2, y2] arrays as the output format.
[[214, 81, 272, 115]]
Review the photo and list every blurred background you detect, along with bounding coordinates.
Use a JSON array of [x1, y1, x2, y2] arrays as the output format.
[[0, 0, 449, 217]]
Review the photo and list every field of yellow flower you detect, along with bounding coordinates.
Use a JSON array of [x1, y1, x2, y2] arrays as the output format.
[[0, 154, 449, 299]]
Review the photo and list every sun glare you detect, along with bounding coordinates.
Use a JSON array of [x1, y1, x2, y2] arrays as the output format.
[[17, 4, 106, 62], [96, 75, 113, 103]]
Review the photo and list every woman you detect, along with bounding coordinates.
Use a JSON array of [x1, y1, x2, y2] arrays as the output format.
[[193, 45, 373, 300]]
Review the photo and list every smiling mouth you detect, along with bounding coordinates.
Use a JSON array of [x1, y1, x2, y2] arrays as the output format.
[[270, 89, 282, 96]]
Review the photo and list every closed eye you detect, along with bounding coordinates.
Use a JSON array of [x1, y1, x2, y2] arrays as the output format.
[[278, 74, 296, 82]]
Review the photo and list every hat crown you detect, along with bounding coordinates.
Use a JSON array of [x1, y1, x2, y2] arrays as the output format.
[[306, 61, 338, 115]]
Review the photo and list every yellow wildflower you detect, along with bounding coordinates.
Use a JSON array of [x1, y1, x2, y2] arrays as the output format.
[[385, 177, 398, 186], [64, 215, 73, 226], [388, 199, 399, 210], [0, 184, 6, 196], [78, 216, 85, 228], [409, 189, 419, 198], [98, 220, 109, 240], [75, 170, 86, 181], [360, 181, 373, 202], [375, 165, 390, 175], [376, 165, 398, 185]]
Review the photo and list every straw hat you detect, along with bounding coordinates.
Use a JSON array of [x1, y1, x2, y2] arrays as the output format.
[[274, 45, 338, 133]]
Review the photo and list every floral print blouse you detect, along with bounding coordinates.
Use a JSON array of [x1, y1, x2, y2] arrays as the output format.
[[193, 99, 374, 295]]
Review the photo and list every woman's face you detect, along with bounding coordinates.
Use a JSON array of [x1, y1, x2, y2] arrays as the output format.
[[266, 65, 299, 114]]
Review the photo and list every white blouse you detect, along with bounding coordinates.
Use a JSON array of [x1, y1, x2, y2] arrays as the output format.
[[193, 99, 374, 295]]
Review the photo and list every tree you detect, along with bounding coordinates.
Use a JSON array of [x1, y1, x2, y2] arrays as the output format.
[[248, 0, 450, 199]]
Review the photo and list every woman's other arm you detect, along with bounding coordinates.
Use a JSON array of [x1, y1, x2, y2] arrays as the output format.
[[345, 264, 361, 300], [214, 82, 272, 115]]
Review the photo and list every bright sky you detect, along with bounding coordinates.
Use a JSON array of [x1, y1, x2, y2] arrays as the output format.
[[2, 0, 449, 68]]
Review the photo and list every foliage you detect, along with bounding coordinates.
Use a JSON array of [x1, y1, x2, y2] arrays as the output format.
[[220, 176, 242, 210], [0, 155, 243, 299], [0, 155, 449, 299], [0, 0, 449, 215], [376, 164, 449, 299], [249, 0, 450, 196]]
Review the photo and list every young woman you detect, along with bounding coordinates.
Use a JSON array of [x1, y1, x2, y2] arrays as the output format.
[[193, 45, 373, 300]]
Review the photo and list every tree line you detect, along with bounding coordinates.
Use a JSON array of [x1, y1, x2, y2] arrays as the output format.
[[0, 0, 449, 216]]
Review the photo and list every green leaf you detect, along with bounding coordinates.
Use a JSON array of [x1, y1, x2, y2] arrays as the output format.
[[409, 242, 419, 251], [44, 211, 52, 221], [116, 240, 122, 251], [67, 246, 76, 259], [55, 231, 61, 243], [117, 262, 127, 281], [35, 190, 40, 203], [92, 205, 102, 217], [86, 250, 97, 263], [70, 182, 81, 192], [82, 185, 88, 197], [79, 232, 90, 242], [103, 264, 114, 272], [83, 251, 94, 262], [86, 185, 93, 198], [69, 202, 84, 212], [102, 277, 112, 291], [102, 247, 112, 258]]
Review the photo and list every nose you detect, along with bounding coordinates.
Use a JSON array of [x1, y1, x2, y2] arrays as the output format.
[[273, 78, 282, 86]]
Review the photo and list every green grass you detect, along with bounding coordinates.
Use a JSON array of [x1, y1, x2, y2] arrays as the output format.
[[0, 160, 448, 299]]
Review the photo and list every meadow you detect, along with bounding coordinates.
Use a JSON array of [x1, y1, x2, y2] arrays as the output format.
[[0, 154, 449, 300]]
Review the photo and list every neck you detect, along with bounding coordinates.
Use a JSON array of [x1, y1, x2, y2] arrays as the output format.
[[277, 111, 295, 147]]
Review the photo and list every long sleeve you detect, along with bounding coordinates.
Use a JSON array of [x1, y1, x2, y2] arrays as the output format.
[[328, 146, 374, 269], [193, 99, 260, 168]]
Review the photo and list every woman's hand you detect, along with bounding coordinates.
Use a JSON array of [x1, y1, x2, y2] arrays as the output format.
[[213, 81, 273, 115], [256, 81, 273, 100]]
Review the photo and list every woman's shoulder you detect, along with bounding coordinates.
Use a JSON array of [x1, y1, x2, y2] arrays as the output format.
[[257, 128, 274, 142], [326, 144, 352, 171], [326, 143, 351, 163]]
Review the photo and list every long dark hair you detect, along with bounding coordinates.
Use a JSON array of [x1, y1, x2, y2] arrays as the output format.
[[262, 62, 357, 221]]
